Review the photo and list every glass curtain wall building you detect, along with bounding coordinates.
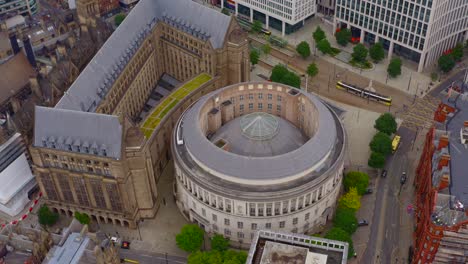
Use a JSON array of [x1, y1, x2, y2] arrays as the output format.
[[220, 0, 316, 36], [335, 0, 468, 72], [0, 0, 37, 16]]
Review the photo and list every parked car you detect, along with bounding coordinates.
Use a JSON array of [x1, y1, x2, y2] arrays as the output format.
[[381, 169, 387, 178], [400, 172, 407, 184], [358, 220, 369, 226], [364, 188, 373, 195]]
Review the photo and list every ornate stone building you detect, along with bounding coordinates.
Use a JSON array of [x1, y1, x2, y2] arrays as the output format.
[[30, 0, 249, 228]]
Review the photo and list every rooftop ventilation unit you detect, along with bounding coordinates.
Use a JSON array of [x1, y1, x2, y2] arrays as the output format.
[[460, 121, 468, 144]]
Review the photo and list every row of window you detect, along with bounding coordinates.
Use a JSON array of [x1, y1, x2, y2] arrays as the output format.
[[42, 154, 112, 177], [237, 93, 282, 101], [238, 103, 281, 112]]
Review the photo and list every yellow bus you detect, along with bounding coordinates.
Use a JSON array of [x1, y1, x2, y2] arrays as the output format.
[[392, 135, 401, 153]]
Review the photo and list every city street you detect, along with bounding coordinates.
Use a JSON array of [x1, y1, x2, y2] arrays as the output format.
[[120, 249, 187, 264]]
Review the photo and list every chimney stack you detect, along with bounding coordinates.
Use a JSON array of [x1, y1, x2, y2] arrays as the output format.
[[438, 134, 449, 150], [9, 33, 20, 55], [22, 36, 36, 68]]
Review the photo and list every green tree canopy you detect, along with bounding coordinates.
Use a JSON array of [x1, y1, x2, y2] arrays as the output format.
[[333, 207, 358, 235], [374, 113, 397, 135], [38, 205, 59, 227], [387, 58, 402, 78], [306, 63, 319, 78], [270, 64, 289, 82], [250, 50, 260, 65], [368, 151, 386, 169], [313, 26, 326, 43], [438, 54, 455, 73], [281, 72, 301, 88], [369, 132, 393, 155], [176, 224, 204, 253], [369, 42, 385, 63], [251, 20, 262, 34], [351, 43, 368, 63], [335, 28, 351, 46], [317, 38, 332, 55], [343, 171, 370, 195], [451, 44, 464, 61], [74, 212, 90, 225], [325, 227, 354, 259], [296, 41, 311, 59], [114, 14, 126, 26], [211, 234, 229, 252], [221, 8, 230, 15], [261, 44, 271, 55], [339, 187, 361, 212]]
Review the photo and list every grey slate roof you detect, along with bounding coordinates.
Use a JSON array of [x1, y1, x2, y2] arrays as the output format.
[[35, 0, 230, 159], [55, 0, 231, 112], [34, 106, 122, 159], [180, 82, 339, 182]]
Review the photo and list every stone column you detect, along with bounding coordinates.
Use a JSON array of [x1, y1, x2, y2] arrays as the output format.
[[235, 2, 238, 16], [250, 8, 253, 22], [417, 51, 425, 73], [281, 21, 285, 36], [332, 17, 337, 33], [375, 34, 380, 43], [221, 0, 223, 9], [265, 15, 269, 29], [360, 29, 365, 44], [387, 41, 394, 63]]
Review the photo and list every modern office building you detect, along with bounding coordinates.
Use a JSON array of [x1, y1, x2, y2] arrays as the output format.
[[30, 0, 249, 228], [173, 82, 346, 248], [335, 0, 468, 72], [246, 230, 348, 264], [317, 0, 335, 15], [219, 0, 316, 36], [0, 0, 37, 17]]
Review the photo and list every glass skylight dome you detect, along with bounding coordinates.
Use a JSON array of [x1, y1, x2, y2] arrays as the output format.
[[240, 112, 279, 141]]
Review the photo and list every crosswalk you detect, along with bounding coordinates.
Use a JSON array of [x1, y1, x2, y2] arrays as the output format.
[[400, 95, 440, 131]]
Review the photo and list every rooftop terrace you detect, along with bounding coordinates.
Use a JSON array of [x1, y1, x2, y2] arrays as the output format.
[[140, 73, 212, 138]]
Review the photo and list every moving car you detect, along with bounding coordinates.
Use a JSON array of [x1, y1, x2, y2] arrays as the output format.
[[358, 220, 369, 226], [400, 172, 407, 184], [381, 169, 387, 178], [364, 188, 373, 195]]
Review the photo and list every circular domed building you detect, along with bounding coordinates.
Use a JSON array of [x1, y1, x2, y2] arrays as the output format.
[[172, 82, 346, 247]]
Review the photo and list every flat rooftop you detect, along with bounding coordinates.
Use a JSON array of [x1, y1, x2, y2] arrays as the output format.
[[210, 113, 308, 157], [445, 98, 468, 205]]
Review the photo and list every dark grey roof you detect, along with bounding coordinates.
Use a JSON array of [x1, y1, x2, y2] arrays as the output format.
[[34, 106, 122, 159], [55, 0, 231, 112], [180, 82, 339, 183]]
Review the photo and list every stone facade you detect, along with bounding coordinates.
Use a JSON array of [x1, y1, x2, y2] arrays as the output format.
[[31, 0, 249, 229]]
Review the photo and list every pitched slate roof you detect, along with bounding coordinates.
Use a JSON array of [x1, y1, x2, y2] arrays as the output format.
[[34, 106, 122, 159], [35, 0, 231, 159]]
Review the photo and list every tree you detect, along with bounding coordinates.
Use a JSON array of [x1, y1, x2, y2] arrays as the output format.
[[261, 44, 271, 55], [38, 205, 59, 227], [451, 44, 464, 61], [438, 54, 455, 73], [306, 63, 319, 78], [369, 132, 393, 155], [74, 211, 90, 225], [369, 42, 385, 63], [250, 50, 260, 65], [270, 64, 289, 82], [352, 43, 368, 63], [333, 207, 358, 234], [339, 187, 361, 212], [296, 41, 311, 59], [281, 72, 301, 88], [343, 171, 370, 195], [223, 250, 247, 264], [325, 227, 354, 259], [374, 113, 397, 135], [387, 57, 402, 78], [313, 26, 326, 43], [176, 224, 204, 253], [335, 28, 351, 46], [114, 14, 126, 26], [368, 151, 386, 169], [251, 20, 262, 34], [317, 38, 332, 55], [221, 8, 230, 15], [211, 234, 229, 252]]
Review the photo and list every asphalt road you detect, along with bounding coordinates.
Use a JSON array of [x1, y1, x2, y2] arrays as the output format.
[[362, 68, 467, 264], [120, 250, 187, 264]]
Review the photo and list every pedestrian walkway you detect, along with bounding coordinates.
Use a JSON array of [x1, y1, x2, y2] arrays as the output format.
[[400, 95, 440, 131]]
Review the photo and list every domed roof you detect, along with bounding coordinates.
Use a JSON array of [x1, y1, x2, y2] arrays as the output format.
[[240, 112, 279, 140]]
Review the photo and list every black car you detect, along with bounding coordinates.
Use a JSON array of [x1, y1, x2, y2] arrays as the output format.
[[381, 169, 387, 178], [364, 188, 373, 195], [358, 220, 369, 226], [400, 172, 407, 184]]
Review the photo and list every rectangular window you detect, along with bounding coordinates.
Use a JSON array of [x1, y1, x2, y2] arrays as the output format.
[[249, 93, 254, 100], [239, 95, 244, 101], [212, 214, 217, 221], [251, 223, 257, 230], [293, 217, 298, 225], [237, 232, 244, 238], [249, 203, 256, 216], [72, 177, 90, 207], [277, 95, 282, 101], [305, 213, 310, 221], [237, 222, 243, 229], [265, 223, 271, 229], [268, 94, 272, 100], [268, 103, 272, 110], [266, 203, 272, 216], [40, 174, 59, 200], [277, 105, 281, 112], [90, 179, 107, 209], [224, 229, 231, 236], [249, 103, 253, 110], [258, 93, 263, 99], [258, 103, 263, 110], [224, 218, 230, 226], [202, 208, 206, 216], [105, 183, 123, 211], [239, 104, 244, 112], [279, 221, 285, 228], [58, 176, 74, 202], [258, 203, 264, 216]]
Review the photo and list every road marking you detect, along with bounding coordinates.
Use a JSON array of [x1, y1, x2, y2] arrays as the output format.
[[451, 143, 462, 154]]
